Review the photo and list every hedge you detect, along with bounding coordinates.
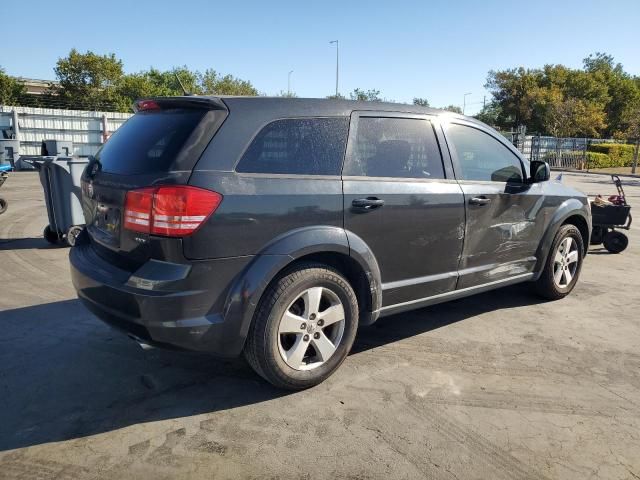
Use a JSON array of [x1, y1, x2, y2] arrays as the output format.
[[588, 143, 636, 167], [586, 152, 619, 168]]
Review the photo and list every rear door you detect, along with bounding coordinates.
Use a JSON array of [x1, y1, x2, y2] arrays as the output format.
[[442, 120, 546, 289], [81, 99, 227, 268], [342, 112, 465, 307]]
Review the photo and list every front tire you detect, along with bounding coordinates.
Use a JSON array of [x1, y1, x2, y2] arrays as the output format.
[[244, 263, 359, 390], [534, 224, 584, 300]]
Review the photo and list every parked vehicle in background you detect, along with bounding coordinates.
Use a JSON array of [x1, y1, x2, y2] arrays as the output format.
[[70, 97, 591, 390]]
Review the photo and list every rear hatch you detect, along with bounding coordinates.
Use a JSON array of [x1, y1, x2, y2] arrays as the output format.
[[81, 97, 228, 270]]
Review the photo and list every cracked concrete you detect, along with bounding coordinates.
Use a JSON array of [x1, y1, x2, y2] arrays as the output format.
[[0, 171, 639, 479]]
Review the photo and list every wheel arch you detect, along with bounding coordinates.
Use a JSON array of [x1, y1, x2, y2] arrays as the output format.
[[221, 226, 382, 356], [533, 199, 591, 279], [562, 214, 590, 256]]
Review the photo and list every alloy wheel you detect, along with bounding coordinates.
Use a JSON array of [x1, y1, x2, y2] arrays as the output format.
[[553, 236, 579, 288], [277, 286, 345, 371]]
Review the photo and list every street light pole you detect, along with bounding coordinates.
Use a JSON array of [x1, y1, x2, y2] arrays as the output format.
[[288, 70, 294, 96], [329, 40, 339, 97], [463, 92, 472, 115]]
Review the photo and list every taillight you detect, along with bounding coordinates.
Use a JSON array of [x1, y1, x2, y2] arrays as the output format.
[[136, 99, 161, 111], [123, 187, 154, 233], [124, 186, 222, 237]]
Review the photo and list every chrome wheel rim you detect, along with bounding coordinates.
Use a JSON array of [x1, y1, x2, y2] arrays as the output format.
[[277, 287, 345, 371], [553, 236, 579, 288]]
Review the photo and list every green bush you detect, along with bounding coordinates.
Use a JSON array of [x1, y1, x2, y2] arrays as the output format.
[[585, 152, 617, 168], [588, 143, 636, 166]]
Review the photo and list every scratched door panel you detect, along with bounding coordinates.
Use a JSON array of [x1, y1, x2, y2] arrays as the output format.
[[457, 181, 545, 289]]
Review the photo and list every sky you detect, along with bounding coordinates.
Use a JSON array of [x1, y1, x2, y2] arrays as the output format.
[[2, 0, 639, 115]]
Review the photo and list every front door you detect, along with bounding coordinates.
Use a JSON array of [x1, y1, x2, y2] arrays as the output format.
[[443, 121, 546, 289], [342, 113, 465, 307]]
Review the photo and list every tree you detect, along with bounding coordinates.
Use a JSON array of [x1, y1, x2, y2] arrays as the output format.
[[113, 66, 258, 111], [275, 90, 298, 98], [49, 49, 259, 112], [540, 90, 607, 137], [582, 52, 639, 136], [413, 97, 430, 107], [485, 67, 544, 129], [198, 69, 258, 96], [350, 88, 381, 102], [619, 102, 640, 173], [53, 49, 124, 110], [474, 101, 502, 126], [142, 67, 199, 95], [442, 104, 462, 114], [326, 93, 345, 100], [0, 67, 26, 105], [484, 53, 640, 137]]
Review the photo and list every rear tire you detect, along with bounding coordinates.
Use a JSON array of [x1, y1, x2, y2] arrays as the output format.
[[534, 224, 584, 300], [603, 230, 628, 254], [0, 197, 7, 215], [244, 263, 359, 390]]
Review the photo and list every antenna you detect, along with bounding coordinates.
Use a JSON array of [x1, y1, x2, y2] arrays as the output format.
[[174, 72, 191, 96]]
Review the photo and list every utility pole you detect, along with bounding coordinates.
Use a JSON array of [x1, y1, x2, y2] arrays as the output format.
[[463, 92, 472, 115], [287, 70, 294, 96], [329, 40, 339, 97]]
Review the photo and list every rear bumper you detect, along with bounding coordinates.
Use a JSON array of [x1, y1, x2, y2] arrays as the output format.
[[69, 241, 252, 356]]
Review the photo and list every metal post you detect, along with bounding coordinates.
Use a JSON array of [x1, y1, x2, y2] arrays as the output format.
[[11, 109, 19, 141], [287, 70, 294, 96], [11, 109, 20, 166], [101, 114, 109, 143], [330, 40, 339, 96], [463, 92, 471, 115]]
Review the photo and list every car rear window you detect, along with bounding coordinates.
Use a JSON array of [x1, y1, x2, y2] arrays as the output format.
[[96, 109, 206, 175], [236, 117, 349, 175]]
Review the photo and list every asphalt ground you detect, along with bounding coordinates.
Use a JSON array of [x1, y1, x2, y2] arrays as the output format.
[[0, 171, 638, 479]]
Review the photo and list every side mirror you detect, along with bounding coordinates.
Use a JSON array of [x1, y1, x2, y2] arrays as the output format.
[[530, 160, 550, 183]]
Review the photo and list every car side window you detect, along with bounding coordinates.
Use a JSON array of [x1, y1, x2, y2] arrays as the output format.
[[446, 124, 524, 183], [236, 117, 349, 175], [344, 117, 445, 179]]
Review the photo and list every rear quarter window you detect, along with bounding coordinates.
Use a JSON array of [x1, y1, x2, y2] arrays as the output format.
[[236, 117, 349, 175], [96, 109, 206, 175]]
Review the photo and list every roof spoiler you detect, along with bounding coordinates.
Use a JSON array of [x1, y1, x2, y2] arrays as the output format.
[[133, 96, 228, 113]]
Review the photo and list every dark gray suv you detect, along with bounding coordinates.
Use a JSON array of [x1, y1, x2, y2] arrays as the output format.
[[70, 97, 591, 389]]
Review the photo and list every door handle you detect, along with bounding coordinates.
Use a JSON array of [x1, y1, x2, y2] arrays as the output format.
[[352, 197, 385, 209], [469, 196, 491, 206]]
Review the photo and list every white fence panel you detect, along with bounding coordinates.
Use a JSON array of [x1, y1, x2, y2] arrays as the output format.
[[0, 105, 132, 156]]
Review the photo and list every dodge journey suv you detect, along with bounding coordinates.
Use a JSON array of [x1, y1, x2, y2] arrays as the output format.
[[70, 96, 591, 389]]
